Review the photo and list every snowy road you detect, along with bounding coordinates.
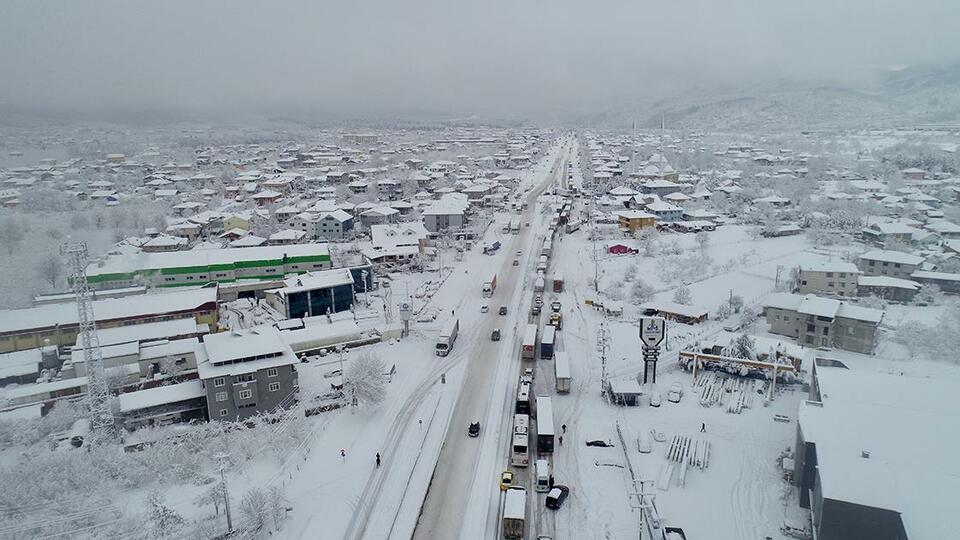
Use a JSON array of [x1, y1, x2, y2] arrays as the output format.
[[412, 140, 571, 540]]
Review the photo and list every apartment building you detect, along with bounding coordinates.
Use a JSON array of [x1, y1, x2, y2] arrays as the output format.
[[763, 293, 883, 354], [796, 261, 860, 296]]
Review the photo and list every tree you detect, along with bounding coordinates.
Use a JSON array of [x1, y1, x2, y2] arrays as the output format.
[[239, 487, 269, 532], [635, 227, 660, 257], [345, 352, 387, 407], [914, 283, 944, 306], [193, 481, 223, 516], [37, 254, 63, 288], [672, 284, 692, 305], [695, 231, 710, 251], [266, 486, 290, 531], [631, 278, 655, 303], [147, 490, 185, 538], [0, 217, 24, 255], [726, 334, 757, 360]]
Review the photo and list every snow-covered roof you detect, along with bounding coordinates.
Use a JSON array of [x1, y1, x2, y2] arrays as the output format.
[[96, 318, 203, 347], [764, 293, 883, 323], [118, 380, 205, 413], [858, 250, 924, 266], [89, 244, 329, 275], [273, 268, 354, 295], [798, 261, 860, 274], [200, 327, 293, 367], [641, 301, 708, 319], [857, 276, 919, 290]]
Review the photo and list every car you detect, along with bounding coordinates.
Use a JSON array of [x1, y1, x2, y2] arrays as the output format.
[[545, 485, 569, 509], [667, 382, 683, 403], [513, 259, 520, 266], [499, 470, 514, 491], [551, 301, 561, 312], [525, 222, 530, 227], [499, 306, 508, 315], [650, 392, 662, 407], [468, 422, 480, 437], [637, 433, 652, 453], [534, 298, 544, 308], [481, 305, 489, 313], [516, 250, 522, 256], [524, 367, 535, 380], [531, 305, 541, 316], [491, 328, 501, 341]]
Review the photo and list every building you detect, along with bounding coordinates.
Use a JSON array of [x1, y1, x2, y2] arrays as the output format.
[[422, 194, 469, 233], [641, 179, 683, 197], [358, 206, 400, 228], [793, 358, 957, 540], [856, 250, 923, 279], [796, 262, 860, 296], [762, 293, 882, 354], [0, 288, 218, 354], [860, 222, 916, 248], [84, 244, 331, 290], [265, 268, 357, 319], [909, 270, 960, 294], [615, 210, 656, 234], [643, 200, 683, 222], [640, 301, 709, 325], [117, 379, 208, 431], [196, 327, 300, 422], [856, 276, 919, 302]]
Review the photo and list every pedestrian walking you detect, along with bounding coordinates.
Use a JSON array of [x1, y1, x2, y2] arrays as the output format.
[[376, 453, 381, 468], [451, 309, 454, 316], [559, 435, 563, 446], [700, 422, 705, 433], [419, 419, 423, 430], [561, 423, 567, 434], [340, 448, 346, 462]]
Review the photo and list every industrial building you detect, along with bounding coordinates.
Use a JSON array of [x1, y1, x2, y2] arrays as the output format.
[[265, 268, 357, 319]]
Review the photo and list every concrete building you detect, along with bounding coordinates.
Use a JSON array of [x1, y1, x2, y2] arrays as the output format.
[[856, 250, 923, 279], [196, 327, 300, 422], [909, 270, 960, 294], [793, 358, 957, 540], [615, 210, 657, 234], [856, 276, 919, 302], [643, 200, 683, 222], [796, 262, 860, 297], [762, 293, 883, 354], [84, 244, 331, 290], [422, 194, 469, 233], [265, 268, 357, 319], [860, 222, 916, 248]]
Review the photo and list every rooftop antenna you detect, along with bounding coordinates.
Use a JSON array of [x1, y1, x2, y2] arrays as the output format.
[[62, 241, 115, 443]]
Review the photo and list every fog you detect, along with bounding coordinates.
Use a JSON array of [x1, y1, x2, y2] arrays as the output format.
[[1, 0, 958, 121]]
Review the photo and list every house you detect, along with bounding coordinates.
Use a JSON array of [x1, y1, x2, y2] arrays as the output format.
[[641, 179, 683, 197], [229, 234, 266, 248], [752, 195, 791, 207], [909, 270, 960, 294], [925, 220, 960, 239], [251, 190, 282, 206], [196, 327, 299, 422], [223, 212, 254, 232], [793, 360, 958, 540], [762, 293, 882, 354], [615, 211, 657, 234], [860, 222, 916, 247], [370, 222, 429, 253], [141, 234, 189, 253], [268, 229, 307, 246], [422, 194, 469, 233], [856, 276, 919, 302], [796, 262, 860, 297], [643, 200, 683, 222], [264, 268, 357, 319], [856, 250, 923, 279], [901, 167, 927, 180], [607, 243, 638, 255], [317, 210, 355, 239], [359, 206, 400, 228]]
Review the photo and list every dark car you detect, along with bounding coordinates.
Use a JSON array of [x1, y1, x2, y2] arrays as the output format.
[[545, 485, 569, 509], [499, 306, 508, 316], [491, 328, 501, 341], [468, 422, 481, 437]]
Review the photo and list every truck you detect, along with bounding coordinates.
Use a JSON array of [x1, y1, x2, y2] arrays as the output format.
[[510, 219, 521, 234], [482, 274, 497, 298], [552, 273, 565, 293], [435, 318, 459, 356], [554, 351, 571, 393], [521, 324, 538, 360], [534, 276, 545, 293], [549, 312, 562, 330], [483, 241, 501, 255], [503, 487, 526, 539], [540, 325, 556, 359]]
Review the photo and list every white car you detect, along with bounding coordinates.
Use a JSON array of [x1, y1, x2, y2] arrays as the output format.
[[516, 250, 522, 256], [481, 305, 489, 313], [650, 392, 662, 407], [667, 382, 683, 403]]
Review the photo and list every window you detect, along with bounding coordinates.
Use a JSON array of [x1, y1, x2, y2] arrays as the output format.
[[214, 377, 225, 387], [848, 327, 855, 335], [269, 382, 280, 392], [806, 324, 815, 332], [801, 280, 808, 286], [238, 389, 253, 400], [839, 273, 846, 278], [828, 282, 834, 287], [839, 282, 846, 289], [822, 327, 829, 335], [826, 272, 834, 277], [237, 374, 254, 383], [882, 261, 889, 266], [165, 277, 176, 282], [894, 263, 901, 268], [219, 409, 228, 417], [868, 260, 875, 266], [216, 391, 227, 402], [267, 368, 278, 377], [820, 337, 828, 346]]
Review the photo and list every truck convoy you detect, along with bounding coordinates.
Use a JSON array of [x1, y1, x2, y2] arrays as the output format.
[[482, 274, 497, 298], [435, 318, 459, 356]]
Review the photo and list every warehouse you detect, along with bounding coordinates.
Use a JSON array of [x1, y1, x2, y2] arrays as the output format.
[[83, 244, 331, 291], [793, 359, 957, 540]]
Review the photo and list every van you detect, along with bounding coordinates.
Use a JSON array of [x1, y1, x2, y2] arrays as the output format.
[[535, 459, 551, 492]]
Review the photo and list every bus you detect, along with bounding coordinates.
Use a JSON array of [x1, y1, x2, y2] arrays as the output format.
[[511, 432, 530, 467], [535, 396, 555, 453], [514, 413, 529, 435], [516, 383, 531, 415], [540, 325, 556, 359], [521, 324, 538, 360], [554, 351, 571, 393]]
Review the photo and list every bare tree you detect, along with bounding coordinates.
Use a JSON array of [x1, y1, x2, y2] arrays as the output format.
[[0, 217, 24, 255], [37, 254, 63, 288], [345, 351, 387, 407], [239, 487, 269, 532], [695, 231, 710, 251], [672, 283, 693, 305], [630, 278, 655, 303], [147, 490, 185, 539]]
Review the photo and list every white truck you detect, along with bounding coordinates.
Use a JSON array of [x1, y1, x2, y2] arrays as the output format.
[[435, 318, 460, 356], [482, 274, 497, 298], [503, 487, 526, 539]]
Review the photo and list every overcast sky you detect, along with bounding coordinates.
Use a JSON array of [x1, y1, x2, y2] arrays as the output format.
[[1, 0, 958, 121]]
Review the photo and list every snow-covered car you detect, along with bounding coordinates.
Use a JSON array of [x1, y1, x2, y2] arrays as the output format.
[[468, 422, 481, 437], [491, 328, 501, 341], [524, 368, 535, 380], [516, 250, 522, 256], [499, 306, 508, 315], [637, 433, 652, 453], [667, 382, 683, 403], [650, 392, 662, 407], [545, 485, 569, 509], [481, 305, 489, 313]]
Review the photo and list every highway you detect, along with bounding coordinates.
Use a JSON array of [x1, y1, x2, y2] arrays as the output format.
[[412, 139, 571, 540]]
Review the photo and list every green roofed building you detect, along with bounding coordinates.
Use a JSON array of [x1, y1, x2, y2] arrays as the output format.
[[85, 244, 331, 291]]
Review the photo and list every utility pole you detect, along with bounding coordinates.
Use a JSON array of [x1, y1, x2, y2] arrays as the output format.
[[215, 453, 233, 534]]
